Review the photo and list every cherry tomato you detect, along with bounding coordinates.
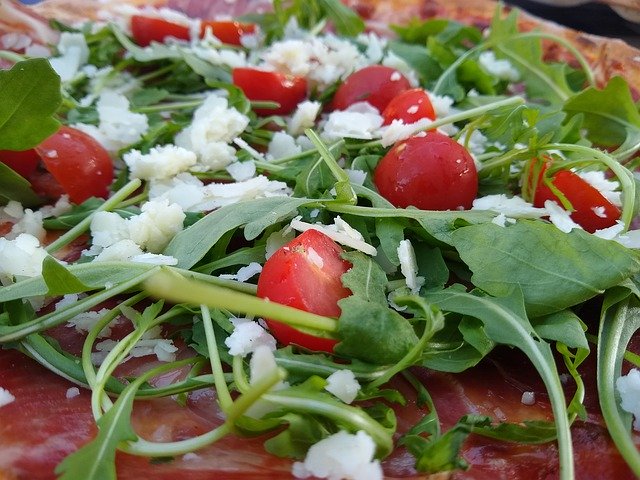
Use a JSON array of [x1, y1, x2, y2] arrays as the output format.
[[0, 149, 40, 178], [256, 229, 352, 353], [33, 126, 113, 204], [131, 15, 190, 47], [331, 65, 411, 113], [382, 88, 436, 125], [200, 20, 256, 45], [232, 67, 307, 116], [373, 131, 478, 210], [531, 160, 621, 233]]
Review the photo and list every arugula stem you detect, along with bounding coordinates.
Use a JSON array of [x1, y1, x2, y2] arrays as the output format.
[[46, 179, 142, 254], [233, 354, 251, 393], [586, 332, 640, 367], [262, 389, 394, 457], [133, 100, 203, 113], [201, 305, 233, 412], [0, 268, 158, 343], [144, 269, 339, 333], [0, 50, 26, 63]]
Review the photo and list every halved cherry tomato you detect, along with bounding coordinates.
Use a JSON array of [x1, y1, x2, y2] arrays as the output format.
[[131, 16, 257, 47], [331, 65, 411, 113], [0, 149, 40, 178], [32, 126, 114, 204], [232, 67, 307, 116], [256, 229, 352, 353], [382, 88, 435, 125], [531, 160, 621, 233], [200, 20, 256, 45], [374, 131, 478, 210], [131, 15, 191, 47]]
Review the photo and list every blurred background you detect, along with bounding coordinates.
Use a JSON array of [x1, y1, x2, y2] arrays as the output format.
[[506, 0, 640, 46]]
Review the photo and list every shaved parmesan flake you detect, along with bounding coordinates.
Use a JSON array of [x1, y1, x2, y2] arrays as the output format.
[[545, 200, 581, 233], [0, 234, 48, 281], [124, 144, 197, 181], [226, 161, 256, 181], [397, 240, 424, 294], [324, 370, 361, 404], [268, 131, 302, 160], [225, 317, 277, 357], [577, 170, 622, 206], [617, 369, 640, 430], [245, 345, 289, 419], [290, 216, 377, 256], [479, 50, 520, 82], [66, 387, 80, 399], [288, 101, 322, 135], [521, 391, 536, 405], [472, 194, 546, 218], [0, 387, 15, 408], [219, 262, 263, 282], [322, 102, 383, 141], [292, 430, 383, 480]]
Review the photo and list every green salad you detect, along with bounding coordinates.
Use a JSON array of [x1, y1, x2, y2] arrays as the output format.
[[1, 1, 640, 479]]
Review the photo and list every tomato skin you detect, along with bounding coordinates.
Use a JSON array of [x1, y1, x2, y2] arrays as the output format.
[[256, 229, 352, 352], [131, 15, 190, 46], [373, 131, 478, 210], [331, 65, 411, 112], [382, 88, 436, 125], [34, 126, 113, 204], [532, 162, 621, 233], [232, 67, 307, 116], [0, 149, 40, 178], [200, 20, 256, 45]]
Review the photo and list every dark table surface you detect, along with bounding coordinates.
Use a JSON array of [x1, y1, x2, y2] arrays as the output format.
[[506, 0, 640, 46]]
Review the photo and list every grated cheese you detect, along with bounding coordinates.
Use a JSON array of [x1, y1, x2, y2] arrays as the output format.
[[0, 387, 15, 408], [617, 368, 640, 430], [322, 102, 384, 141], [290, 216, 377, 256], [124, 144, 197, 181], [324, 370, 361, 404], [292, 430, 383, 480], [397, 239, 425, 294], [224, 317, 277, 357]]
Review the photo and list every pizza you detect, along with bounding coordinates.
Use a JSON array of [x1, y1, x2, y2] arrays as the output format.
[[1, 0, 640, 479]]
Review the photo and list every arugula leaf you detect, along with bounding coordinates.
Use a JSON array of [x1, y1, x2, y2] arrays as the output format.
[[487, 9, 573, 104], [0, 59, 61, 150], [597, 285, 640, 476], [42, 257, 91, 296], [340, 251, 388, 304], [472, 418, 557, 444], [316, 0, 365, 36], [424, 285, 574, 478], [403, 414, 491, 473], [563, 76, 640, 153], [164, 197, 315, 269], [0, 162, 41, 207], [335, 296, 418, 364], [450, 220, 640, 317], [264, 413, 332, 459]]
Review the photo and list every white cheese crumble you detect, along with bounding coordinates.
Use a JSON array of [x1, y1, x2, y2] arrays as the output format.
[[397, 240, 424, 294], [593, 221, 625, 240], [74, 90, 149, 154], [66, 387, 80, 399], [0, 387, 15, 408], [226, 161, 256, 181], [322, 102, 384, 141], [175, 93, 248, 171], [617, 368, 640, 430], [478, 50, 520, 82], [472, 194, 546, 218], [92, 326, 178, 365], [544, 200, 582, 233], [149, 173, 291, 212], [521, 391, 536, 406], [66, 308, 113, 338], [459, 129, 488, 156], [290, 216, 377, 256], [124, 144, 197, 181], [0, 233, 48, 281], [244, 345, 289, 419], [428, 92, 454, 117], [224, 317, 277, 357], [324, 370, 361, 404], [1, 202, 46, 242], [219, 262, 263, 282], [288, 101, 322, 136], [292, 430, 383, 480], [345, 169, 367, 186], [48, 32, 89, 82], [378, 118, 432, 147], [267, 131, 302, 160]]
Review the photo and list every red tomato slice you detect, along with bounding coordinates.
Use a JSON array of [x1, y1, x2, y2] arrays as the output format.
[[200, 20, 256, 45], [256, 229, 352, 353], [531, 161, 621, 233], [374, 131, 478, 210], [232, 67, 307, 116], [382, 88, 436, 125], [33, 126, 113, 204], [0, 149, 40, 178], [331, 65, 411, 113], [131, 15, 191, 47]]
